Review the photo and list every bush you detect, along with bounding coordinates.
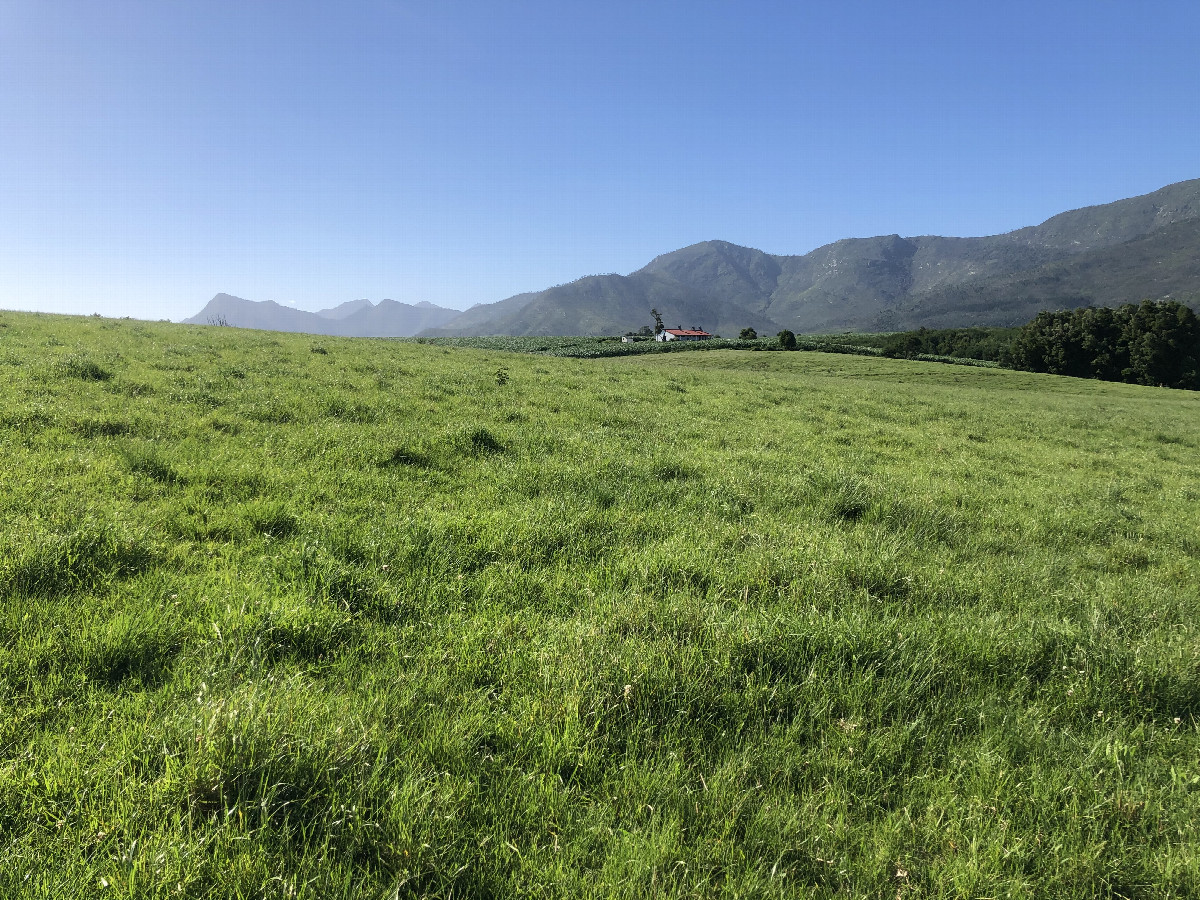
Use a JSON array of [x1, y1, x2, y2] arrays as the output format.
[[777, 329, 797, 350]]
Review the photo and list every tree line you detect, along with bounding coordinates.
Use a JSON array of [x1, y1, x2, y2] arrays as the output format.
[[878, 300, 1199, 390], [1006, 300, 1199, 389], [879, 326, 1017, 362]]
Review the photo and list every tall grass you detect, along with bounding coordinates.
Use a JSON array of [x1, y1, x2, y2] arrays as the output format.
[[0, 312, 1198, 897]]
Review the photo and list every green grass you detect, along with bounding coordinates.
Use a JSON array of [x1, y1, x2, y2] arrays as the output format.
[[408, 334, 1005, 371], [2, 311, 1199, 898], [404, 334, 890, 360]]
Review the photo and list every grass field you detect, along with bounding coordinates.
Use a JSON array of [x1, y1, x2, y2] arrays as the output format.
[[2, 311, 1199, 898], [402, 334, 895, 361]]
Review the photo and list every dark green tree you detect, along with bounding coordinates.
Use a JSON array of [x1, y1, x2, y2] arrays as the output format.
[[1122, 300, 1200, 387], [1008, 300, 1199, 389], [738, 327, 757, 340], [777, 329, 797, 350]]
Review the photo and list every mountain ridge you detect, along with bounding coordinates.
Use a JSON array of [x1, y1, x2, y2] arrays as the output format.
[[182, 179, 1200, 337], [183, 295, 460, 337], [419, 178, 1200, 336]]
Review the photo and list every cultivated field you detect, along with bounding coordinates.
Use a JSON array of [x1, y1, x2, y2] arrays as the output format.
[[2, 312, 1199, 898]]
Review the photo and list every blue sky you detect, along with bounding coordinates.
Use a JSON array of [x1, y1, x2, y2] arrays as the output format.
[[2, 0, 1198, 319]]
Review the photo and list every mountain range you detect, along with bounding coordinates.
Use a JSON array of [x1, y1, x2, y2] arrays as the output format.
[[183, 295, 460, 336], [186, 178, 1200, 337]]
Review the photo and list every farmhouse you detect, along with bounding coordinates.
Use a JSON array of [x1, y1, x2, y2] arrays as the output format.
[[656, 328, 712, 342]]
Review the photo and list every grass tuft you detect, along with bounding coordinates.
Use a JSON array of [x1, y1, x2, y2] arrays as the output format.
[[2, 524, 155, 598], [83, 612, 180, 688], [245, 501, 299, 538], [56, 354, 112, 381], [125, 446, 185, 484], [812, 471, 875, 522], [380, 446, 432, 468], [71, 418, 132, 438], [465, 426, 505, 455]]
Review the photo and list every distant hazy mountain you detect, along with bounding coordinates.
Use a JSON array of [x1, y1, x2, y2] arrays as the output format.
[[314, 298, 374, 320], [184, 295, 460, 336], [420, 178, 1200, 336]]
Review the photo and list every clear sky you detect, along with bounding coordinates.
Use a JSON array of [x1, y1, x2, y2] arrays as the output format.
[[2, 0, 1198, 320]]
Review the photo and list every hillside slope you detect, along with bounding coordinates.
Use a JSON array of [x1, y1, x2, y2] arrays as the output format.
[[422, 178, 1200, 336], [896, 217, 1200, 328]]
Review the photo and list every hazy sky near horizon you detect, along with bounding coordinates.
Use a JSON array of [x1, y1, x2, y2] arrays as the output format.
[[2, 0, 1199, 320]]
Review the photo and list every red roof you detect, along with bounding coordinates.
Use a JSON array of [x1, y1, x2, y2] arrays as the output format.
[[664, 329, 711, 336]]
